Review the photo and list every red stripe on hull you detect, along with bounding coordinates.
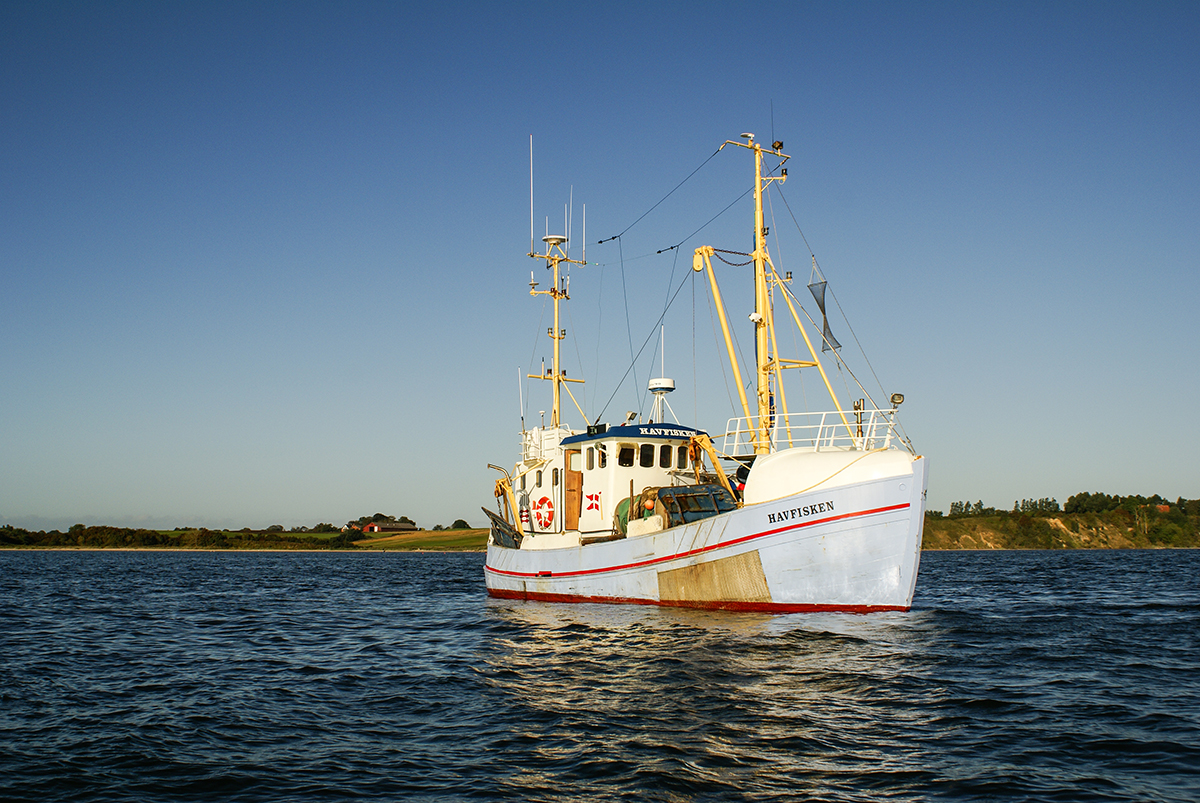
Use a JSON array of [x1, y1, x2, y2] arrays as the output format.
[[485, 502, 910, 581], [486, 587, 909, 614]]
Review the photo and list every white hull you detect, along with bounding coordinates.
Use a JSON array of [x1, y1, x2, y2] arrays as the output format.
[[486, 456, 926, 613]]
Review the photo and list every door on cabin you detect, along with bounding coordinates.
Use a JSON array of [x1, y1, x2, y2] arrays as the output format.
[[564, 449, 583, 530]]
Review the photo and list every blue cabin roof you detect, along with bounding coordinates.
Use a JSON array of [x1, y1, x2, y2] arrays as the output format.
[[560, 423, 706, 447]]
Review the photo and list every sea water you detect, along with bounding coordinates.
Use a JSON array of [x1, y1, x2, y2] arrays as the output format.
[[1, 549, 1197, 802]]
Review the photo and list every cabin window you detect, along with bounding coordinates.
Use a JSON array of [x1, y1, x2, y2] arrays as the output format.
[[659, 444, 672, 468], [618, 444, 635, 467], [677, 445, 688, 469], [553, 468, 559, 486], [568, 452, 581, 472], [586, 447, 594, 471], [520, 474, 526, 491], [598, 445, 607, 468], [536, 470, 542, 487], [639, 444, 655, 467]]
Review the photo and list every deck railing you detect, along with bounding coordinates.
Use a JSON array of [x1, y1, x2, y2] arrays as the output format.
[[722, 409, 901, 456]]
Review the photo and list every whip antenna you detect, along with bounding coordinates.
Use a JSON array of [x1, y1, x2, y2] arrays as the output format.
[[529, 136, 535, 255]]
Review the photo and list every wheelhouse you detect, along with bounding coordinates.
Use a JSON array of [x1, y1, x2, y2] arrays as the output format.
[[511, 423, 705, 541]]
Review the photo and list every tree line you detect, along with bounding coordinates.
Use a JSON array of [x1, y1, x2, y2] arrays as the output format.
[[934, 493, 1198, 519], [0, 524, 361, 550], [944, 498, 1060, 517], [1, 510, 479, 550]]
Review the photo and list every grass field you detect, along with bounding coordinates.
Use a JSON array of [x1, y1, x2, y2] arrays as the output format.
[[353, 528, 489, 551]]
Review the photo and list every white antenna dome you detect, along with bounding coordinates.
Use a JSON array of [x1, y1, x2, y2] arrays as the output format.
[[648, 377, 677, 423]]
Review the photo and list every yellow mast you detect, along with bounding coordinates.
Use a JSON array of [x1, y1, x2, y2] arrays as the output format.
[[695, 135, 853, 453], [752, 139, 772, 453], [528, 235, 585, 429], [724, 134, 789, 454]]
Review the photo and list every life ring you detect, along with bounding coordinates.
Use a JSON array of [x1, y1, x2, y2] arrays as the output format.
[[532, 496, 555, 529]]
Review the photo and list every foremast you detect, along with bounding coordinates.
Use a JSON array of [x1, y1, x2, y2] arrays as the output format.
[[527, 235, 585, 430]]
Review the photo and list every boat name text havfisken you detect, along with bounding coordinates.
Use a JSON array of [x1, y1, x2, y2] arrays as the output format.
[[637, 426, 693, 438], [766, 501, 835, 525]]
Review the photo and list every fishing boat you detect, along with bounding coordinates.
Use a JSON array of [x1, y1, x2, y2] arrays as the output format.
[[483, 135, 926, 612]]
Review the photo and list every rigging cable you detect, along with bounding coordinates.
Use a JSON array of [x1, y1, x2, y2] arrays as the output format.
[[654, 185, 755, 255], [617, 236, 640, 414], [524, 296, 550, 422], [565, 293, 588, 420], [774, 184, 889, 404], [703, 268, 738, 427], [592, 259, 605, 409], [777, 279, 877, 409], [640, 245, 686, 416], [595, 268, 693, 423], [692, 265, 698, 426], [586, 184, 755, 272], [597, 147, 722, 245]]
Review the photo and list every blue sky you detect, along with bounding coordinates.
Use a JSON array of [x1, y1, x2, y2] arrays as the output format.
[[3, 1, 1197, 531]]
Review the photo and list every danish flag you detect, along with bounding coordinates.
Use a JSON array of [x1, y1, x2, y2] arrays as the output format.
[[585, 492, 601, 511]]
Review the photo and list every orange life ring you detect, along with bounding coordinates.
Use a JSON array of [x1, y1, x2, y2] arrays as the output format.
[[532, 496, 555, 529]]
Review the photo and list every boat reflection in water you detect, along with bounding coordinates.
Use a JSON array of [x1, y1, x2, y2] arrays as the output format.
[[478, 597, 944, 797]]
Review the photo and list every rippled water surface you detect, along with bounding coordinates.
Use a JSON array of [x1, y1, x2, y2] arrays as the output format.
[[1, 550, 1197, 802]]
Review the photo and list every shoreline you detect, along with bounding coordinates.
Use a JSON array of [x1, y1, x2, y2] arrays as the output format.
[[1, 545, 1193, 553], [0, 546, 487, 553]]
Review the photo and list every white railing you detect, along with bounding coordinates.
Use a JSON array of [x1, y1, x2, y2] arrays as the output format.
[[520, 425, 576, 462], [722, 409, 901, 456]]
